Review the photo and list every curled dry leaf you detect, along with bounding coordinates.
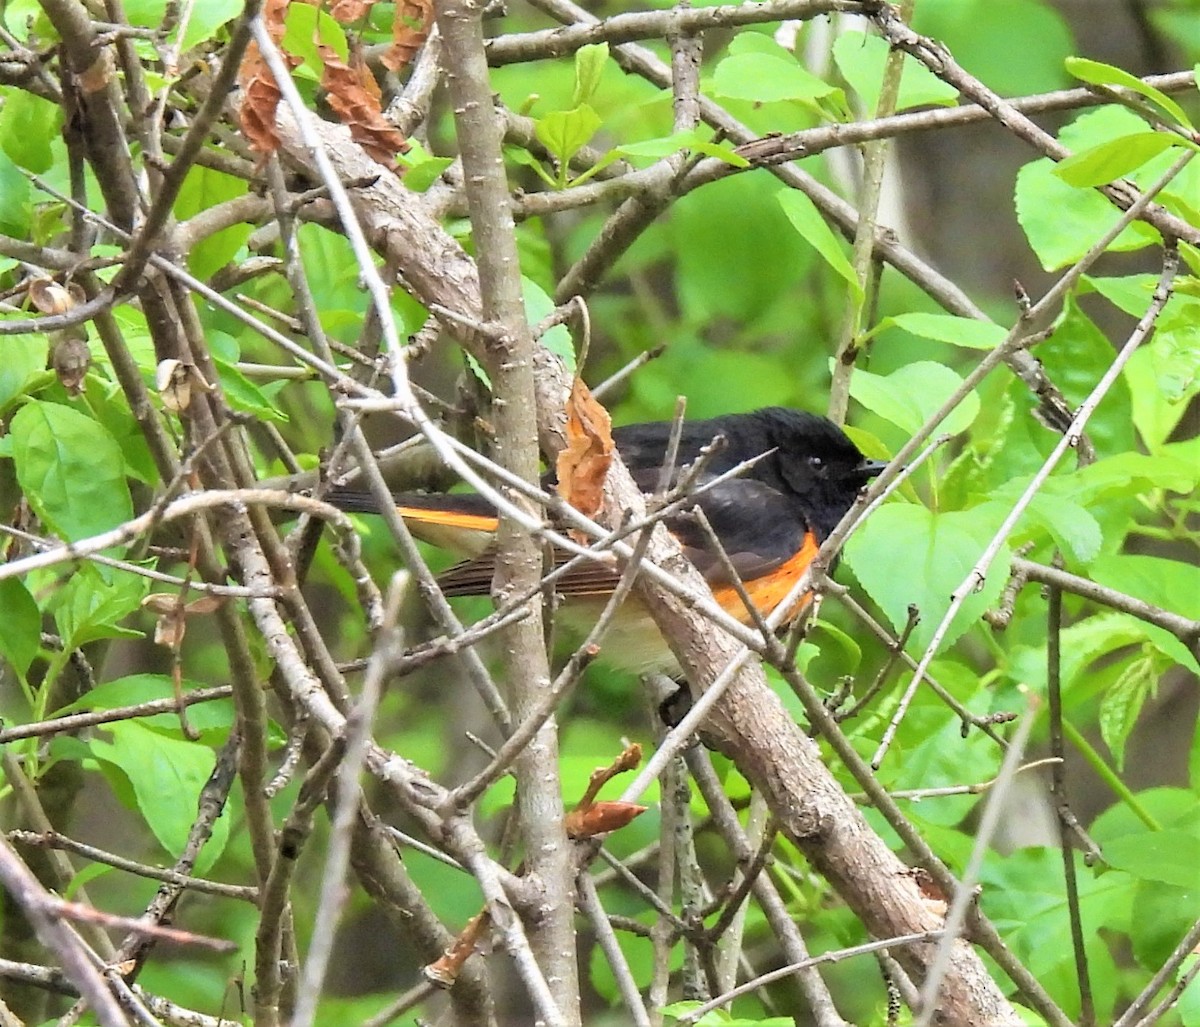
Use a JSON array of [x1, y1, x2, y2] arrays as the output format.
[[565, 800, 648, 839], [555, 378, 613, 532], [383, 0, 434, 73], [29, 279, 75, 314], [143, 592, 226, 649], [236, 0, 291, 155], [156, 359, 214, 413], [318, 44, 410, 167]]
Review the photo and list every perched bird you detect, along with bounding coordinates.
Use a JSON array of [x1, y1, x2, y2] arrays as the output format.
[[331, 407, 885, 675]]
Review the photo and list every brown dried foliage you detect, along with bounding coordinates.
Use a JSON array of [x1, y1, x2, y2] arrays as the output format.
[[237, 0, 291, 155], [318, 44, 410, 167], [383, 0, 434, 73], [555, 379, 614, 533]]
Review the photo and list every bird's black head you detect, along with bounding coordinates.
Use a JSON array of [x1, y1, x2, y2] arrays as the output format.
[[750, 408, 887, 540]]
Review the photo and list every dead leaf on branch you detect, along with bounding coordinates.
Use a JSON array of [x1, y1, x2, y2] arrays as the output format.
[[318, 44, 410, 168], [565, 800, 648, 840], [329, 0, 374, 20], [383, 0, 434, 73], [555, 378, 614, 537], [236, 0, 292, 155]]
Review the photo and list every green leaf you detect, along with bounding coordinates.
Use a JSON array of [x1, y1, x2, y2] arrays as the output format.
[[399, 142, 454, 192], [847, 361, 980, 437], [522, 277, 575, 373], [845, 504, 1010, 654], [0, 89, 59, 173], [1053, 131, 1182, 187], [571, 43, 609, 108], [0, 147, 32, 237], [51, 565, 149, 650], [1105, 830, 1200, 888], [212, 358, 289, 423], [0, 579, 40, 677], [173, 165, 253, 281], [88, 721, 229, 869], [10, 400, 134, 544], [1090, 553, 1200, 620], [711, 52, 834, 104], [281, 2, 349, 80], [0, 334, 50, 413], [1128, 881, 1200, 972], [777, 190, 861, 299], [58, 673, 235, 737], [884, 312, 1007, 350], [832, 31, 959, 112], [535, 104, 602, 170], [1065, 56, 1194, 130], [614, 130, 749, 168], [1015, 107, 1164, 270], [1099, 650, 1160, 771]]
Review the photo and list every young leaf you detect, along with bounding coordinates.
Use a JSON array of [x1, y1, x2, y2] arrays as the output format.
[[1065, 56, 1194, 130], [777, 190, 862, 299], [1098, 649, 1161, 771], [535, 104, 602, 172], [847, 361, 980, 437], [832, 31, 959, 112], [1053, 132, 1182, 188], [711, 51, 834, 104], [10, 400, 134, 544], [0, 579, 41, 678], [884, 312, 1008, 350], [572, 43, 609, 108], [844, 504, 1010, 654]]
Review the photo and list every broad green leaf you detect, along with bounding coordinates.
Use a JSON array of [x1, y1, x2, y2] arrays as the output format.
[[572, 43, 609, 108], [1015, 107, 1166, 270], [1090, 553, 1200, 620], [535, 105, 602, 169], [777, 190, 861, 298], [0, 89, 59, 173], [88, 721, 229, 870], [1129, 881, 1200, 972], [847, 361, 979, 437], [10, 400, 133, 544], [0, 334, 50, 413], [832, 31, 959, 112], [58, 673, 235, 737], [711, 52, 834, 103], [51, 566, 148, 650], [1084, 272, 1159, 316], [1072, 450, 1198, 498], [0, 147, 32, 237], [975, 491, 1102, 566], [0, 580, 40, 677], [522, 277, 575, 372], [884, 312, 1007, 350], [845, 504, 1009, 654], [1099, 650, 1160, 770], [1065, 56, 1194, 130], [1105, 830, 1200, 888], [1053, 131, 1182, 187]]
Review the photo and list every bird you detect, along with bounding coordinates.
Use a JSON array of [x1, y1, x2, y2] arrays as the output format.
[[330, 407, 886, 675]]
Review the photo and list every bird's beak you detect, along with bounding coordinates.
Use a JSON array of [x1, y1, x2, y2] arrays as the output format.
[[857, 458, 889, 481]]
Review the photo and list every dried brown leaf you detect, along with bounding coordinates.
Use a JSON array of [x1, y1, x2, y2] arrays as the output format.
[[382, 0, 433, 72], [49, 336, 91, 397], [236, 0, 291, 155], [329, 0, 374, 20], [318, 44, 410, 167], [555, 379, 613, 528], [29, 279, 75, 314]]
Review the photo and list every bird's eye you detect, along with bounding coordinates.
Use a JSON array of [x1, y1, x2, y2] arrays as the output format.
[[808, 455, 824, 469]]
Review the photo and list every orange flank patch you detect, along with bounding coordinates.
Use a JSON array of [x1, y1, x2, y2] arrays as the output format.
[[712, 532, 820, 626], [398, 506, 499, 534]]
